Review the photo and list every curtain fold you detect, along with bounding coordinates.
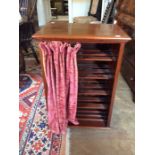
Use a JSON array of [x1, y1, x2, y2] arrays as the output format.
[[39, 41, 81, 134]]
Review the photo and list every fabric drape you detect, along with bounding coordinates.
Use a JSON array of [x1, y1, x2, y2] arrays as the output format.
[[39, 41, 81, 134]]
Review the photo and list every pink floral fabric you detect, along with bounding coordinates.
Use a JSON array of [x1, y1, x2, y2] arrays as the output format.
[[39, 41, 81, 134]]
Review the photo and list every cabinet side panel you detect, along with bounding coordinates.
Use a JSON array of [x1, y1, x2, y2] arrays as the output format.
[[107, 43, 125, 126]]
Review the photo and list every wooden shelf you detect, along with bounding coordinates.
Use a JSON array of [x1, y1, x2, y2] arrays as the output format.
[[78, 96, 109, 103], [79, 75, 113, 80], [79, 89, 110, 96], [71, 118, 106, 127], [78, 57, 115, 62], [78, 103, 108, 110]]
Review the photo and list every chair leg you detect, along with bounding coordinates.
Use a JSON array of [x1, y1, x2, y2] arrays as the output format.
[[30, 44, 40, 64], [21, 42, 29, 53], [19, 47, 26, 73]]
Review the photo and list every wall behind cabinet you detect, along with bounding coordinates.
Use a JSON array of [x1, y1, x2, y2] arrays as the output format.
[[69, 0, 91, 23], [37, 0, 51, 26]]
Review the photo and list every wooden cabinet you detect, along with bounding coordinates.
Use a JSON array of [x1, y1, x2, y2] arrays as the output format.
[[33, 22, 131, 127]]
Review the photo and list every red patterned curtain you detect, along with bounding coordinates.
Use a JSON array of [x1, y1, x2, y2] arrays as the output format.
[[39, 41, 81, 134]]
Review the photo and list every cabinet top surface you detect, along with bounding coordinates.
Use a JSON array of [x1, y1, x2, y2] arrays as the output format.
[[33, 22, 131, 43]]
